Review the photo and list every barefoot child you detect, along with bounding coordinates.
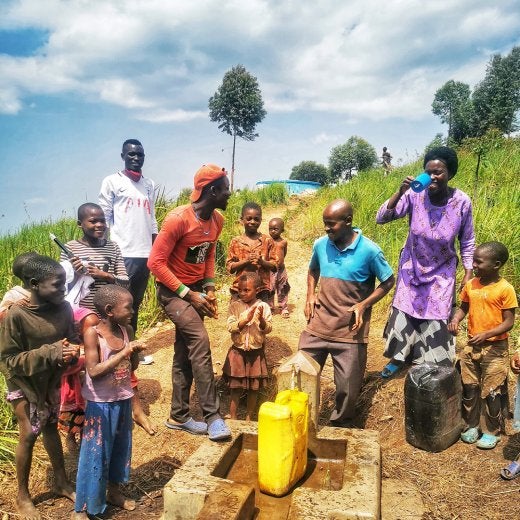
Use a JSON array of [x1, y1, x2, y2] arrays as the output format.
[[0, 254, 80, 518], [449, 242, 517, 450], [223, 273, 272, 420], [267, 217, 291, 317], [74, 285, 143, 517], [61, 202, 156, 435], [226, 202, 277, 302]]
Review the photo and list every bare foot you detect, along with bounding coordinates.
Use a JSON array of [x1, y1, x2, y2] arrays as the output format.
[[107, 486, 136, 511], [53, 480, 76, 502], [16, 495, 41, 520], [133, 411, 157, 435]]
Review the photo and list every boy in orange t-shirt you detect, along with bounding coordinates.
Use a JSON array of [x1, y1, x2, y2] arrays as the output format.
[[449, 241, 517, 450]]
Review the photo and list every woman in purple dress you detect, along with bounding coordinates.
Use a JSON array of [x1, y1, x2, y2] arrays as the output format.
[[376, 146, 475, 377]]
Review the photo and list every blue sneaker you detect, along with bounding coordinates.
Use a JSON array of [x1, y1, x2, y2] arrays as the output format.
[[208, 418, 231, 441]]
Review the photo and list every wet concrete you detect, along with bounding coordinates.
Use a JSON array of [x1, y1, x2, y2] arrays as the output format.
[[163, 421, 382, 520]]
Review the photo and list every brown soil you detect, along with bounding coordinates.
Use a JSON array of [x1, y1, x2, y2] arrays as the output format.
[[1, 201, 519, 519]]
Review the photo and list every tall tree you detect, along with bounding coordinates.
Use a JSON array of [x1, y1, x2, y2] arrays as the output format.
[[431, 80, 474, 144], [472, 46, 520, 135], [208, 65, 266, 191], [289, 161, 329, 184], [328, 136, 377, 182]]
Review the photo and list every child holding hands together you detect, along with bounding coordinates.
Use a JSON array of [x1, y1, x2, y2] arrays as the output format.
[[74, 285, 144, 518], [449, 242, 517, 450], [223, 273, 272, 420]]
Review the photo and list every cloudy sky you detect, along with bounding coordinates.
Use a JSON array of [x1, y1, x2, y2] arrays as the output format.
[[1, 0, 518, 234]]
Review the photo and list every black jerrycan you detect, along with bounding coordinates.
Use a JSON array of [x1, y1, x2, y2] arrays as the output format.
[[404, 363, 463, 452]]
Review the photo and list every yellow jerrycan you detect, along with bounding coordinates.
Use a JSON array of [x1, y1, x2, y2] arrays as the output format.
[[258, 389, 309, 496]]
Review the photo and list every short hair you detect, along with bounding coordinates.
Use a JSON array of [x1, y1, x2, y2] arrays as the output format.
[[122, 139, 143, 151], [12, 252, 39, 280], [241, 202, 262, 217], [93, 284, 132, 317], [424, 146, 458, 178], [22, 254, 64, 284], [238, 272, 261, 288], [269, 217, 284, 227], [78, 202, 104, 221], [477, 241, 509, 264]]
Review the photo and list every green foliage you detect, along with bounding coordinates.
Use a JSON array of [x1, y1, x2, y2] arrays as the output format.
[[432, 80, 474, 144], [329, 136, 378, 182], [424, 133, 446, 154], [290, 161, 329, 184], [473, 47, 520, 135], [208, 64, 266, 141]]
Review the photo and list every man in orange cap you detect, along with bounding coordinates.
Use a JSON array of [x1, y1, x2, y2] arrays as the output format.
[[148, 164, 232, 441]]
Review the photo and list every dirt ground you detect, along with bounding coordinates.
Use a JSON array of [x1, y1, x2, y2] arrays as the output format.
[[1, 202, 519, 519]]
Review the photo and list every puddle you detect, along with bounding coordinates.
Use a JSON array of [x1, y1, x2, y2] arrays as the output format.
[[212, 433, 346, 519]]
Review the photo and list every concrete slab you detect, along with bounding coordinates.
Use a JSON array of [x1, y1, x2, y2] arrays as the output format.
[[163, 421, 381, 520]]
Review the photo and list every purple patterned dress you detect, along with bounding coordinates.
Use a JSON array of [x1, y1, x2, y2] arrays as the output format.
[[376, 188, 475, 364]]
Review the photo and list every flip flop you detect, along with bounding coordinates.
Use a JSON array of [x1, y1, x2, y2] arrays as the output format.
[[164, 417, 207, 435], [476, 433, 500, 449], [281, 309, 290, 319], [381, 362, 402, 379], [208, 418, 232, 441], [501, 461, 520, 480]]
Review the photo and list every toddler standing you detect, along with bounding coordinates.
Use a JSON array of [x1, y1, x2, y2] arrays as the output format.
[[226, 202, 277, 302], [223, 273, 272, 420], [449, 241, 517, 450], [267, 217, 291, 317], [74, 284, 143, 518], [0, 254, 79, 519]]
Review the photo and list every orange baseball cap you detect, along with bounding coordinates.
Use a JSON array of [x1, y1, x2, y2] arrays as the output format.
[[190, 164, 228, 202]]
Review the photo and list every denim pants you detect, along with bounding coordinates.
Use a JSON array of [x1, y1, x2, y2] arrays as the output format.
[[157, 283, 220, 424]]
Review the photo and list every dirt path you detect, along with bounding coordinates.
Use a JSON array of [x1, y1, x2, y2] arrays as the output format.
[[2, 200, 520, 519]]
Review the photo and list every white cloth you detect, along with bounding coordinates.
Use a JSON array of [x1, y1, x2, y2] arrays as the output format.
[[60, 261, 94, 310], [98, 170, 158, 257]]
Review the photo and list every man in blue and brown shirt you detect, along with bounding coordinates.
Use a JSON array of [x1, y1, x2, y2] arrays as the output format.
[[298, 199, 394, 427]]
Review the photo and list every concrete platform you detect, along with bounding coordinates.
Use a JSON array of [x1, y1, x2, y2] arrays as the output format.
[[163, 420, 381, 519]]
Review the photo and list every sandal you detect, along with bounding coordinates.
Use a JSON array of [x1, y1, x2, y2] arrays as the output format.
[[281, 309, 290, 319], [208, 418, 232, 441], [501, 461, 520, 480], [460, 427, 480, 444], [164, 417, 207, 435], [381, 362, 402, 379], [476, 433, 500, 450]]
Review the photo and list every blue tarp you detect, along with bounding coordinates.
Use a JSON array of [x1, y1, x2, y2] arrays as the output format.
[[255, 180, 321, 195]]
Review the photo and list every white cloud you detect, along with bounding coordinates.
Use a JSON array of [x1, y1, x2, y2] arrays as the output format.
[[311, 132, 342, 145], [0, 0, 518, 120]]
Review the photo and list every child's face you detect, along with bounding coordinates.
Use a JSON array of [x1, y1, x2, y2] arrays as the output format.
[[109, 292, 134, 326], [241, 208, 262, 235], [268, 220, 284, 240], [79, 207, 106, 240], [238, 279, 257, 304], [34, 270, 67, 305], [472, 248, 500, 279]]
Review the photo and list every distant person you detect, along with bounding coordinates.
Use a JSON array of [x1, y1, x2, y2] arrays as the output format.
[[73, 285, 143, 518], [223, 272, 272, 420], [298, 199, 394, 427], [267, 217, 291, 317], [449, 242, 517, 450], [98, 139, 158, 344], [381, 147, 392, 176], [148, 164, 232, 441], [226, 202, 277, 303], [0, 251, 38, 321], [376, 146, 475, 378], [0, 255, 79, 519], [61, 202, 156, 435]]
